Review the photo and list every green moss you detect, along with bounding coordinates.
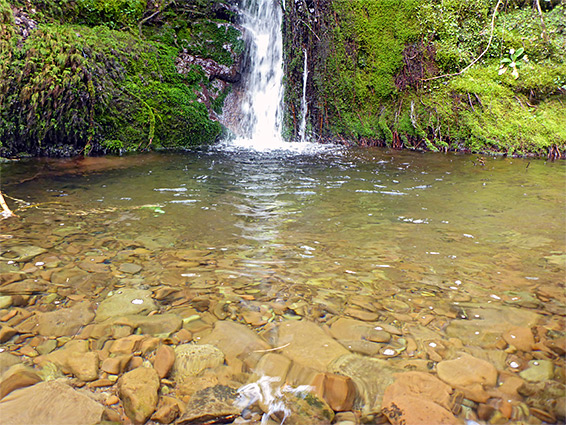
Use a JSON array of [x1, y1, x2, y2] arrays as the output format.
[[177, 21, 244, 66], [75, 0, 145, 28], [0, 22, 221, 155], [291, 0, 565, 155]]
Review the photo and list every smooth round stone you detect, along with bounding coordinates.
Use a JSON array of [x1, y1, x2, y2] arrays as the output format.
[[95, 288, 157, 322], [119, 263, 143, 274], [173, 344, 224, 382], [0, 296, 13, 309]]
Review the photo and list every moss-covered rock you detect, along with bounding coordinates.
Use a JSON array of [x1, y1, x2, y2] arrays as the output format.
[[0, 0, 242, 156]]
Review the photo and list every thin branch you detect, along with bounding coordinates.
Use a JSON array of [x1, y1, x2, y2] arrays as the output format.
[[139, 9, 162, 38], [424, 0, 503, 82], [534, 0, 549, 42], [0, 191, 17, 219]]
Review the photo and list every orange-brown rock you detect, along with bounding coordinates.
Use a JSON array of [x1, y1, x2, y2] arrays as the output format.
[[311, 372, 356, 412], [503, 327, 535, 352], [154, 345, 175, 379]]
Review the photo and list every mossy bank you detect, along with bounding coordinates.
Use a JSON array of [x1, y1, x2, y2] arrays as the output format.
[[283, 0, 566, 158], [0, 0, 243, 156]]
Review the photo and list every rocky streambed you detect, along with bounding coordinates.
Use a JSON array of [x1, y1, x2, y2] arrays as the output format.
[[0, 237, 564, 425]]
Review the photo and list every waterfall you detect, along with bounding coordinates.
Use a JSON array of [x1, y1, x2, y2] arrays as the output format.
[[234, 0, 284, 148], [298, 49, 309, 143], [221, 0, 328, 153]]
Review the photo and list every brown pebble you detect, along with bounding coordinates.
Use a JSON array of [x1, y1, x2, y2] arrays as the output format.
[[151, 396, 182, 424], [498, 399, 513, 419], [154, 345, 175, 379], [530, 407, 556, 423], [105, 395, 120, 406], [477, 404, 496, 421], [128, 356, 144, 371], [18, 345, 38, 357], [174, 328, 193, 343], [88, 378, 114, 388]]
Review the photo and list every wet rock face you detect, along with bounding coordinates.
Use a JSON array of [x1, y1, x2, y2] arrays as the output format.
[[177, 51, 242, 84]]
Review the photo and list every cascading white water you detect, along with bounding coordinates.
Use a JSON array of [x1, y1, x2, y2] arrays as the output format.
[[233, 0, 285, 149], [298, 48, 309, 143], [222, 0, 332, 154]]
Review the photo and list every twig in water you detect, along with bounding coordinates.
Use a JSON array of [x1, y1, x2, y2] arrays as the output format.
[[253, 343, 291, 353]]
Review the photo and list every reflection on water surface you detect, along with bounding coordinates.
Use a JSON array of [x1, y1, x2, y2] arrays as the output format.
[[1, 148, 565, 424]]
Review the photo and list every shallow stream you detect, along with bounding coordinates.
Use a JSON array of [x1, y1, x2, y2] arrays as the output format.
[[1, 146, 565, 424]]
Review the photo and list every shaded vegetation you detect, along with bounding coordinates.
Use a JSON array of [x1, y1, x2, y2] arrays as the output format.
[[284, 0, 566, 157]]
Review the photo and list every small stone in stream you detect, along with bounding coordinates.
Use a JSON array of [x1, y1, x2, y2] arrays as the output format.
[[0, 295, 12, 309], [0, 324, 18, 343], [0, 278, 49, 295], [198, 320, 270, 364], [503, 327, 535, 351], [311, 372, 357, 412], [105, 394, 120, 406], [254, 353, 292, 383], [519, 360, 554, 382], [177, 385, 241, 425], [437, 353, 498, 403], [67, 351, 99, 381], [119, 263, 143, 274], [118, 366, 160, 424], [545, 337, 566, 356], [275, 388, 334, 425], [154, 345, 176, 379], [151, 396, 183, 424], [101, 354, 133, 375], [173, 344, 224, 382], [174, 328, 193, 343], [0, 380, 104, 425], [38, 339, 89, 371], [77, 260, 111, 273], [19, 344, 39, 357], [95, 288, 157, 322], [278, 320, 350, 372], [0, 364, 42, 399], [242, 310, 268, 326], [0, 352, 21, 375], [36, 339, 57, 355], [36, 301, 95, 337], [0, 245, 46, 262], [329, 354, 400, 415], [330, 317, 391, 343], [116, 313, 183, 336], [382, 395, 459, 425], [343, 307, 379, 322], [383, 372, 454, 411], [338, 339, 381, 356], [109, 335, 145, 355]]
